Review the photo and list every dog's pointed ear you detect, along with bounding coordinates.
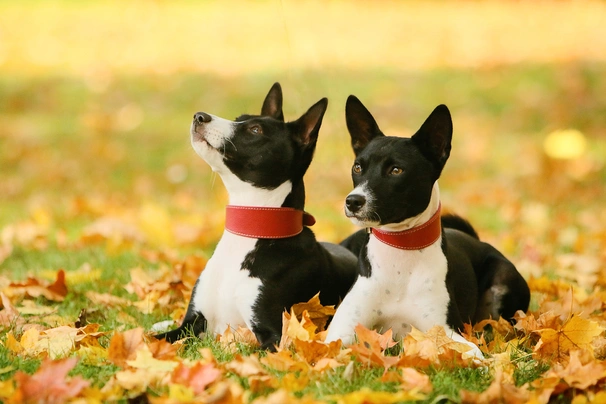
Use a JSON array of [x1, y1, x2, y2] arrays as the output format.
[[346, 95, 384, 155], [411, 104, 452, 170], [261, 82, 284, 121], [293, 97, 328, 148]]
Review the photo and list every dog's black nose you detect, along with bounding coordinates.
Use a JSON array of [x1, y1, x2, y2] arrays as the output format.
[[193, 112, 212, 125], [345, 194, 366, 213]]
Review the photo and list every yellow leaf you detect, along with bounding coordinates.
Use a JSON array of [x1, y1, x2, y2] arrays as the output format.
[[168, 383, 195, 402], [126, 346, 179, 372], [534, 315, 604, 363], [5, 332, 23, 354]]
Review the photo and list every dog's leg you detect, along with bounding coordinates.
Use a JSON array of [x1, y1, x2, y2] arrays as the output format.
[[325, 278, 377, 345], [155, 279, 208, 342], [446, 327, 484, 360], [474, 254, 530, 323], [155, 311, 207, 342]]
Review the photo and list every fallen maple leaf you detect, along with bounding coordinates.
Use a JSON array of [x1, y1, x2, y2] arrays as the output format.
[[400, 326, 475, 368], [9, 357, 90, 404], [291, 293, 336, 332], [218, 325, 259, 353], [543, 349, 606, 391], [278, 309, 318, 350], [349, 324, 399, 371], [5, 270, 67, 302], [293, 339, 345, 371], [533, 315, 604, 364], [172, 361, 222, 395], [0, 292, 21, 328], [107, 327, 146, 367]]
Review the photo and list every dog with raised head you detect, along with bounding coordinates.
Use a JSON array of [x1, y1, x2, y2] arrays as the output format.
[[325, 96, 530, 358], [155, 84, 358, 349]]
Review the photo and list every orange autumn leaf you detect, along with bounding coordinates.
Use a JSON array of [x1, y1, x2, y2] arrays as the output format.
[[172, 362, 222, 395], [9, 357, 89, 404], [399, 326, 475, 368], [349, 324, 399, 370], [293, 339, 345, 371], [148, 337, 180, 360], [533, 315, 604, 364], [278, 309, 318, 350], [218, 325, 259, 353], [543, 349, 606, 391], [7, 270, 67, 302], [107, 327, 146, 367], [291, 293, 336, 332]]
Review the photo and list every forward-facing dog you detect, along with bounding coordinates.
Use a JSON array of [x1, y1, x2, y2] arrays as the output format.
[[325, 96, 530, 358], [156, 84, 358, 349]]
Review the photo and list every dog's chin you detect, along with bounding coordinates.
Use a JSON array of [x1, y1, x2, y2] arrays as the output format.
[[191, 138, 226, 173], [345, 211, 380, 228]]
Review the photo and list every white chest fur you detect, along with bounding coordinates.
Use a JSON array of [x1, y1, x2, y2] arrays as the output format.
[[325, 235, 450, 344], [190, 231, 262, 335]]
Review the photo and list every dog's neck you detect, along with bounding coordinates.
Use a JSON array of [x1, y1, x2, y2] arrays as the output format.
[[376, 182, 441, 233], [223, 177, 294, 208]]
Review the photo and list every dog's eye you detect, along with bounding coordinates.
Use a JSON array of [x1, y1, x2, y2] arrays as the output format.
[[249, 125, 262, 135], [352, 163, 362, 174], [390, 167, 403, 175]]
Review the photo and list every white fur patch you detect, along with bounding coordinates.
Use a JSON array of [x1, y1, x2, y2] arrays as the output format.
[[190, 231, 262, 335]]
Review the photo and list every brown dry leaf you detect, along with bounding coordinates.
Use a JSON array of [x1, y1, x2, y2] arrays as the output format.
[[85, 291, 132, 307], [293, 339, 345, 371], [533, 315, 604, 364], [349, 324, 399, 370], [261, 350, 306, 372], [543, 349, 606, 391], [291, 293, 336, 332], [0, 292, 21, 328], [400, 326, 475, 368], [107, 327, 146, 367], [148, 337, 180, 360], [460, 368, 530, 404], [278, 309, 318, 350], [126, 345, 179, 373], [9, 357, 90, 404], [9, 325, 104, 359], [171, 361, 222, 395], [224, 354, 266, 378], [218, 326, 260, 353], [381, 367, 432, 394], [6, 270, 67, 302]]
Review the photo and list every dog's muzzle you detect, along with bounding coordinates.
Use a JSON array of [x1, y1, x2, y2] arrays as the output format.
[[345, 194, 366, 215]]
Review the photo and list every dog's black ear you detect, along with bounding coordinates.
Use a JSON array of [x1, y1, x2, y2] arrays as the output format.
[[411, 104, 452, 170], [345, 95, 384, 155], [292, 98, 328, 148], [261, 82, 284, 121]]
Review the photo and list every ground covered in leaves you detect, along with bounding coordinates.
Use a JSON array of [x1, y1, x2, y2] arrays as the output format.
[[2, 1, 606, 403]]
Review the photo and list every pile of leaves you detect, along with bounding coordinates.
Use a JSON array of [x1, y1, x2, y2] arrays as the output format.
[[1, 254, 606, 403]]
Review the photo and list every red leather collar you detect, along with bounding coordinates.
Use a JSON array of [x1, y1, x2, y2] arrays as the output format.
[[371, 204, 442, 250], [225, 205, 316, 239]]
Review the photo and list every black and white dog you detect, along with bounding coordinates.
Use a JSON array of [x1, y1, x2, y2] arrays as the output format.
[[325, 96, 530, 358], [155, 84, 358, 349]]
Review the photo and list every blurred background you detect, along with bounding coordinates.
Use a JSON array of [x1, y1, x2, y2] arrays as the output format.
[[1, 0, 605, 286]]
